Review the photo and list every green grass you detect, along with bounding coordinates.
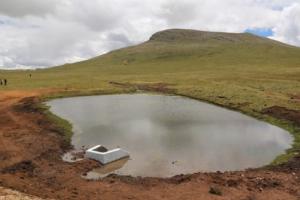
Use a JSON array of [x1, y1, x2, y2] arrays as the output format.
[[37, 102, 73, 143], [0, 29, 300, 164]]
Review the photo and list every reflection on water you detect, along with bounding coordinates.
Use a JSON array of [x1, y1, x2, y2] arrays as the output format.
[[48, 94, 293, 177], [82, 157, 130, 180]]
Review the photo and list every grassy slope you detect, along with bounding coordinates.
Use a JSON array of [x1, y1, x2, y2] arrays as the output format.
[[1, 29, 300, 162]]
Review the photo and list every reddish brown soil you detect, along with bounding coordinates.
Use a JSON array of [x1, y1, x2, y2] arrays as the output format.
[[0, 91, 300, 200], [262, 106, 300, 126], [290, 94, 300, 102]]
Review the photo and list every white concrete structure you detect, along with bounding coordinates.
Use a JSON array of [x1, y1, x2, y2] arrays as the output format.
[[85, 145, 129, 164]]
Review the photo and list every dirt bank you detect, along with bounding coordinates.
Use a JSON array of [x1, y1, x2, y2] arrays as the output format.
[[262, 106, 300, 126], [0, 91, 300, 200]]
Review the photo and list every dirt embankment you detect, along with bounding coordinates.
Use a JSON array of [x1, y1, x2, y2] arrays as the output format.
[[262, 106, 300, 126], [0, 91, 300, 200], [109, 81, 176, 93]]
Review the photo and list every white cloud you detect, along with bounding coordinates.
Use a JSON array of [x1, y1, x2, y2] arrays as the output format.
[[159, 0, 281, 32], [0, 0, 60, 17], [271, 3, 300, 46], [0, 0, 299, 69]]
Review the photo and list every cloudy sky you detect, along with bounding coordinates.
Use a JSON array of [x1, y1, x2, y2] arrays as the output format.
[[0, 0, 300, 69]]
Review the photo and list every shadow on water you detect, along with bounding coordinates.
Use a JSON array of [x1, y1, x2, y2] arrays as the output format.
[[82, 157, 130, 180]]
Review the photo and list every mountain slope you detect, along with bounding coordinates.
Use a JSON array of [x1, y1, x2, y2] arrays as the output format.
[[1, 29, 300, 111], [69, 28, 299, 71]]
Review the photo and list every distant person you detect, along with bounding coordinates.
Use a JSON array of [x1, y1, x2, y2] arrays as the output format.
[[0, 79, 2, 86], [4, 79, 7, 86]]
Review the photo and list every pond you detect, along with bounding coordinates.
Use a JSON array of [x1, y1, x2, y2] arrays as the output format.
[[47, 94, 293, 177]]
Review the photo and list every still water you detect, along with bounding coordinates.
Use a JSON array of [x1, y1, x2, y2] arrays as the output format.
[[48, 94, 292, 177]]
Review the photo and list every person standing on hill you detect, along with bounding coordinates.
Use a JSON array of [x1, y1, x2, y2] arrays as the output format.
[[4, 79, 7, 86]]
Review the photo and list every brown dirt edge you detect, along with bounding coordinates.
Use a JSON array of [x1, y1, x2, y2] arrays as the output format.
[[262, 106, 300, 127], [1, 90, 300, 200], [109, 81, 177, 94]]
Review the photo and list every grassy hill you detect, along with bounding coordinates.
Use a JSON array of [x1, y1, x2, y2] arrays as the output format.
[[0, 29, 299, 105], [1, 28, 300, 162], [1, 28, 300, 106]]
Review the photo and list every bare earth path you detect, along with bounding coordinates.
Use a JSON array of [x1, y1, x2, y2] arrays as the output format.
[[0, 91, 300, 200]]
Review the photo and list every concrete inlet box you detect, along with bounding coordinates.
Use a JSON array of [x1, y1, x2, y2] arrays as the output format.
[[85, 145, 129, 164]]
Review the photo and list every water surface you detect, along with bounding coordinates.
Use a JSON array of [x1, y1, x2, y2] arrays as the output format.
[[48, 94, 292, 177]]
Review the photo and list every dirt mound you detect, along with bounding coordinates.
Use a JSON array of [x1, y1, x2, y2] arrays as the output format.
[[272, 155, 300, 173], [2, 160, 36, 174], [262, 106, 300, 126], [109, 81, 176, 93], [13, 97, 41, 113]]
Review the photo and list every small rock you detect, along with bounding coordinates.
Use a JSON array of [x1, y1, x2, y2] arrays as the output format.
[[171, 160, 179, 165], [109, 179, 115, 184], [245, 195, 257, 200], [209, 186, 222, 196], [227, 179, 238, 187]]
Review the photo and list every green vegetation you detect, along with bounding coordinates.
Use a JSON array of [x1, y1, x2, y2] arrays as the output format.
[[37, 102, 73, 143], [1, 29, 300, 163]]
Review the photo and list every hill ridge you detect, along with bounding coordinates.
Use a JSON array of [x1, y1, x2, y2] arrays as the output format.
[[148, 28, 286, 46]]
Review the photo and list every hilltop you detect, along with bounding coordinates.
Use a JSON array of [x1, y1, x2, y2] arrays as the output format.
[[81, 28, 298, 67], [149, 29, 278, 44]]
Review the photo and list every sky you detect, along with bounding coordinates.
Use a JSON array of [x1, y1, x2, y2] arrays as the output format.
[[0, 0, 300, 69]]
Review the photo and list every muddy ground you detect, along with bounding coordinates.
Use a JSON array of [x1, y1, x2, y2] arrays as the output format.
[[0, 91, 300, 200]]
